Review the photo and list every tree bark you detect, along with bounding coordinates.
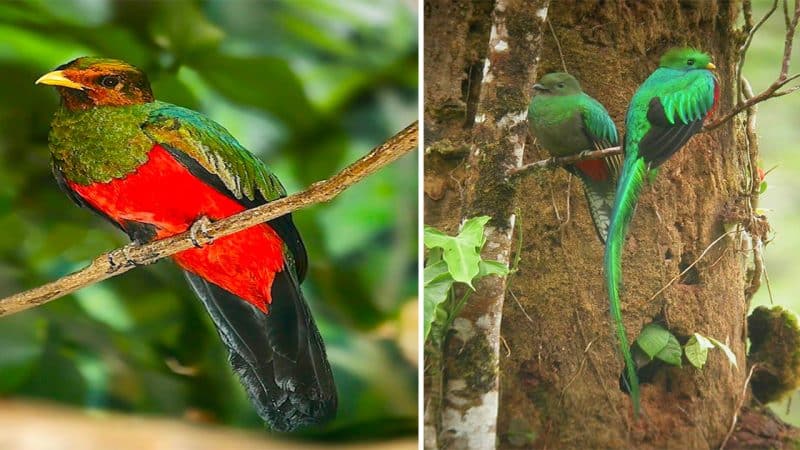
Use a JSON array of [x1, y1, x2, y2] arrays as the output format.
[[424, 0, 549, 448], [424, 1, 790, 448]]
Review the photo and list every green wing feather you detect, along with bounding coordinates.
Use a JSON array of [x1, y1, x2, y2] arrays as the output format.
[[580, 95, 622, 176], [580, 95, 619, 148], [141, 104, 287, 203], [654, 73, 715, 125]]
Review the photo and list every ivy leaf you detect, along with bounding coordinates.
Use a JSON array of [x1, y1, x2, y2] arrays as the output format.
[[423, 216, 490, 286], [685, 333, 715, 369], [636, 324, 672, 359], [424, 260, 450, 285], [655, 332, 682, 366], [458, 216, 490, 249], [708, 336, 738, 368], [478, 260, 509, 278], [423, 261, 454, 340], [427, 247, 443, 264]]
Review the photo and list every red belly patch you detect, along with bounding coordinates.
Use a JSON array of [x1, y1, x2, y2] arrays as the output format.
[[67, 144, 283, 312], [574, 159, 609, 182]]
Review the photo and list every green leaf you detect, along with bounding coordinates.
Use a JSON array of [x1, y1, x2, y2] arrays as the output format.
[[423, 226, 452, 248], [423, 261, 454, 340], [708, 336, 738, 368], [478, 260, 510, 278], [423, 216, 491, 286], [654, 333, 682, 367], [759, 181, 768, 194], [458, 216, 491, 249], [424, 260, 450, 285], [636, 324, 673, 359], [427, 247, 443, 264], [685, 333, 715, 369]]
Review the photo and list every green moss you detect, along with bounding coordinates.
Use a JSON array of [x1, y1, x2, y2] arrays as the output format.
[[505, 417, 539, 447], [747, 306, 800, 404], [453, 333, 497, 393]]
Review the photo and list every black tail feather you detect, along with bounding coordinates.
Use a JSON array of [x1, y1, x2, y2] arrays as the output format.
[[184, 269, 337, 432]]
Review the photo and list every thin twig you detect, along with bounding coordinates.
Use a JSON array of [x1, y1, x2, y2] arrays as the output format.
[[551, 184, 562, 222], [509, 289, 534, 325], [563, 174, 572, 227], [559, 339, 595, 402], [508, 146, 622, 177], [547, 19, 568, 73], [719, 364, 759, 450], [0, 122, 418, 317], [500, 334, 512, 357], [762, 247, 775, 305], [648, 230, 736, 301], [736, 0, 778, 101]]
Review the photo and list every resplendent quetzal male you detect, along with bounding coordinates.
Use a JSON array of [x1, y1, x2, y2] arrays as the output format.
[[528, 72, 620, 242], [36, 57, 336, 431], [605, 48, 718, 415]]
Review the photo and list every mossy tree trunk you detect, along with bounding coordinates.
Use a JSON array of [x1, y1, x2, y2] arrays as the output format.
[[425, 1, 794, 448], [424, 0, 549, 447]]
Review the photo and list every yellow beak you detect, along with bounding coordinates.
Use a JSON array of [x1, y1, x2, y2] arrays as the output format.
[[706, 62, 717, 70], [35, 70, 86, 90]]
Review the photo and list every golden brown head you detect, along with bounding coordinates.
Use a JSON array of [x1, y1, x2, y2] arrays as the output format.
[[36, 57, 154, 110]]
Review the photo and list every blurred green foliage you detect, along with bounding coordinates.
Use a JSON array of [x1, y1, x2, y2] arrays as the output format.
[[0, 0, 418, 440], [745, 0, 800, 425]]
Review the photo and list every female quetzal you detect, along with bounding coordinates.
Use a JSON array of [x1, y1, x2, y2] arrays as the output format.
[[605, 48, 718, 415], [36, 57, 336, 431], [528, 72, 620, 242]]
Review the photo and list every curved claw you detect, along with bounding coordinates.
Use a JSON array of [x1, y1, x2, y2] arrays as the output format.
[[107, 244, 138, 272], [189, 216, 215, 248]]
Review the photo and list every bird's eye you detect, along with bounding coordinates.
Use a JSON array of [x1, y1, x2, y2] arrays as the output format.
[[687, 59, 695, 66], [100, 76, 119, 88], [557, 82, 565, 88]]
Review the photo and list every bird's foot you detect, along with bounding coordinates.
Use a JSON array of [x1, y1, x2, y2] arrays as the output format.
[[107, 243, 138, 272], [190, 216, 215, 248]]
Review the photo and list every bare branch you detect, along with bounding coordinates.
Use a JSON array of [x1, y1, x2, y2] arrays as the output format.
[[736, 0, 778, 101], [706, 0, 799, 130], [508, 146, 621, 177], [0, 122, 418, 317]]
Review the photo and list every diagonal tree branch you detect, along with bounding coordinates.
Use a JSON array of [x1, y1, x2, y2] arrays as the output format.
[[508, 146, 622, 177], [0, 121, 418, 318]]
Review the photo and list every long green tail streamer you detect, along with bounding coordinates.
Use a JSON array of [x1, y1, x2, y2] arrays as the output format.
[[604, 156, 647, 416]]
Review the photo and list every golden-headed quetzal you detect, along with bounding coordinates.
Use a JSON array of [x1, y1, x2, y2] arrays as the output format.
[[36, 57, 336, 431]]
